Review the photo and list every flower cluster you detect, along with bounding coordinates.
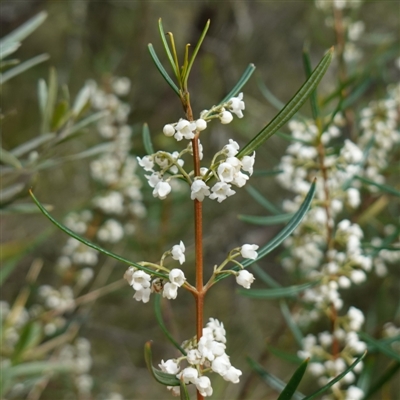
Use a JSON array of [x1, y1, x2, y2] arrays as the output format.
[[138, 93, 256, 204], [159, 318, 242, 397], [123, 241, 187, 303]]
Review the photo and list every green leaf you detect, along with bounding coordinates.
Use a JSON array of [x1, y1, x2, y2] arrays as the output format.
[[266, 343, 303, 365], [238, 48, 333, 157], [0, 257, 20, 286], [355, 175, 400, 197], [51, 100, 70, 131], [257, 76, 286, 110], [280, 301, 304, 347], [0, 183, 25, 204], [144, 341, 180, 386], [219, 63, 256, 105], [302, 44, 319, 120], [0, 147, 22, 169], [247, 357, 305, 400], [0, 203, 53, 215], [302, 352, 366, 400], [241, 180, 316, 268], [180, 379, 190, 400], [157, 19, 177, 77], [363, 361, 400, 400], [154, 294, 186, 355], [29, 190, 168, 279], [13, 322, 42, 361], [252, 169, 283, 177], [0, 11, 47, 46], [142, 123, 155, 155], [37, 78, 48, 116], [278, 358, 309, 400], [245, 186, 282, 215], [183, 20, 210, 88], [0, 54, 49, 84], [239, 281, 318, 299], [215, 180, 315, 284], [148, 44, 180, 96], [250, 264, 280, 288], [72, 85, 91, 118], [358, 332, 400, 363], [7, 361, 72, 378], [0, 42, 21, 60], [10, 133, 55, 158], [238, 213, 293, 226], [41, 67, 58, 134], [275, 131, 312, 145]]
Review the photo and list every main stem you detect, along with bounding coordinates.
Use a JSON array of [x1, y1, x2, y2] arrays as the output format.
[[183, 92, 204, 400]]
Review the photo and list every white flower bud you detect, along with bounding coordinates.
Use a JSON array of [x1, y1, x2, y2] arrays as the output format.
[[163, 124, 175, 137], [169, 269, 186, 287], [240, 244, 259, 260], [195, 119, 207, 131], [171, 241, 185, 264], [162, 282, 178, 300], [236, 270, 255, 289], [219, 111, 233, 124]]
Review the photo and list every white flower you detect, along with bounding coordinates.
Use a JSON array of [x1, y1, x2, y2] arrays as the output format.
[[341, 139, 363, 164], [211, 353, 231, 376], [217, 162, 236, 183], [346, 386, 364, 400], [159, 359, 180, 374], [223, 366, 242, 383], [130, 270, 151, 291], [171, 241, 185, 264], [187, 349, 202, 365], [350, 269, 366, 284], [347, 188, 360, 208], [228, 92, 245, 118], [137, 155, 154, 172], [196, 119, 207, 131], [133, 287, 151, 303], [163, 124, 175, 137], [241, 152, 256, 175], [224, 139, 240, 157], [232, 171, 249, 187], [163, 282, 178, 300], [220, 110, 233, 124], [146, 172, 162, 188], [191, 180, 211, 201], [207, 318, 226, 343], [175, 119, 196, 140], [180, 367, 198, 384], [169, 269, 186, 287], [195, 376, 213, 397], [209, 182, 236, 203], [240, 244, 259, 260], [236, 270, 255, 289], [153, 181, 172, 200]]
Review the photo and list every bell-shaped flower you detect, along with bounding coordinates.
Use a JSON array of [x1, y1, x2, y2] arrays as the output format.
[[159, 359, 180, 375], [187, 349, 202, 365], [196, 118, 207, 131], [217, 162, 236, 183], [169, 269, 186, 287], [179, 367, 198, 384], [163, 124, 175, 137], [195, 376, 213, 397], [236, 270, 255, 289], [129, 269, 151, 291], [133, 287, 151, 303], [163, 282, 178, 300], [240, 244, 259, 260], [175, 119, 196, 141], [219, 110, 233, 124], [211, 353, 231, 376], [232, 171, 249, 187], [153, 181, 172, 200], [228, 92, 245, 118], [224, 139, 240, 157], [207, 318, 226, 343], [146, 172, 162, 188], [171, 241, 185, 264], [191, 180, 211, 201], [209, 182, 236, 203], [223, 366, 242, 383], [137, 155, 154, 172], [241, 152, 256, 175]]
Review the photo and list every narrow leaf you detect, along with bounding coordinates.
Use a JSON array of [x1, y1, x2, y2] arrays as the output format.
[[41, 67, 58, 134], [0, 54, 49, 84], [219, 64, 256, 105], [72, 85, 91, 117], [7, 361, 72, 377], [277, 359, 309, 400], [302, 45, 319, 120], [250, 264, 280, 288], [183, 20, 210, 88], [0, 148, 22, 169], [302, 352, 366, 400], [257, 77, 286, 110], [358, 332, 400, 363], [142, 123, 155, 155], [275, 131, 312, 145], [0, 203, 53, 215], [0, 11, 47, 46], [144, 341, 180, 386], [239, 281, 318, 299], [247, 357, 305, 400], [280, 300, 304, 347], [51, 100, 70, 131], [29, 190, 168, 279], [154, 294, 186, 355], [355, 175, 400, 197], [157, 19, 177, 76], [180, 379, 190, 400], [11, 133, 55, 157], [266, 343, 303, 365], [245, 186, 282, 215], [37, 79, 48, 116], [1, 42, 21, 60], [252, 169, 283, 177], [148, 44, 180, 96], [238, 48, 333, 157], [238, 213, 293, 226]]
